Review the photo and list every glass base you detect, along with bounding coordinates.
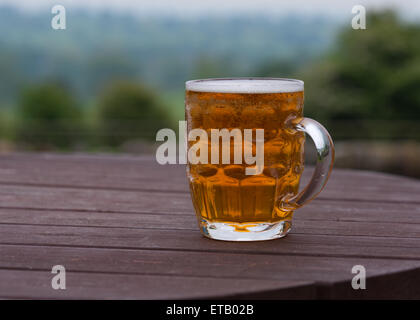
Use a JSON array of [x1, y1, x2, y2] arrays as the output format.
[[199, 218, 292, 241]]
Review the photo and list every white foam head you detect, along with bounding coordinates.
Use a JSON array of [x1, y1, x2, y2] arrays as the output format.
[[186, 78, 304, 93]]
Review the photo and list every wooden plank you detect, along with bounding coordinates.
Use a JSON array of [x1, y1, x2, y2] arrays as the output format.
[[0, 153, 419, 203], [0, 269, 315, 299], [1, 244, 419, 285], [1, 196, 420, 229], [1, 153, 420, 299], [2, 224, 420, 260], [2, 205, 420, 239], [1, 152, 417, 186], [0, 180, 419, 219], [0, 184, 193, 214], [2, 244, 420, 299]]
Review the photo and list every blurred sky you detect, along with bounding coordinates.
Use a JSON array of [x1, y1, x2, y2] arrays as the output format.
[[1, 0, 419, 18]]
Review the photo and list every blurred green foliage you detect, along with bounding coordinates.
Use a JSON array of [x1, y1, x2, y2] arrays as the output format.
[[0, 8, 419, 154], [96, 81, 173, 147], [15, 84, 83, 149], [0, 8, 336, 101], [302, 11, 420, 139]]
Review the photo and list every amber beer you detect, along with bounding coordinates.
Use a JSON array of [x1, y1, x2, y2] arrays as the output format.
[[185, 78, 334, 241]]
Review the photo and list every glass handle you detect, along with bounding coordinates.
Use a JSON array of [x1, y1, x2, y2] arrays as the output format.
[[286, 117, 335, 208]]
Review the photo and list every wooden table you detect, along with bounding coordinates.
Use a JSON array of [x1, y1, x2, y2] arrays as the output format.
[[0, 153, 420, 299]]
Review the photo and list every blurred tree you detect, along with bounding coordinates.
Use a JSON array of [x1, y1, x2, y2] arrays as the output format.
[[16, 83, 83, 149], [96, 81, 172, 147], [84, 52, 139, 95], [301, 10, 420, 139], [0, 52, 24, 104]]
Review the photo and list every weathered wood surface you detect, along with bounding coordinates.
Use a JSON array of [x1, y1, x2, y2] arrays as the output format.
[[0, 153, 420, 299]]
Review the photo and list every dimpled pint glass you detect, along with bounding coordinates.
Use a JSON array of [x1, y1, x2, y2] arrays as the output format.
[[185, 78, 334, 241]]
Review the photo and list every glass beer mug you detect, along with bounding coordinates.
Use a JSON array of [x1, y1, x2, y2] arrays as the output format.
[[185, 78, 334, 241]]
